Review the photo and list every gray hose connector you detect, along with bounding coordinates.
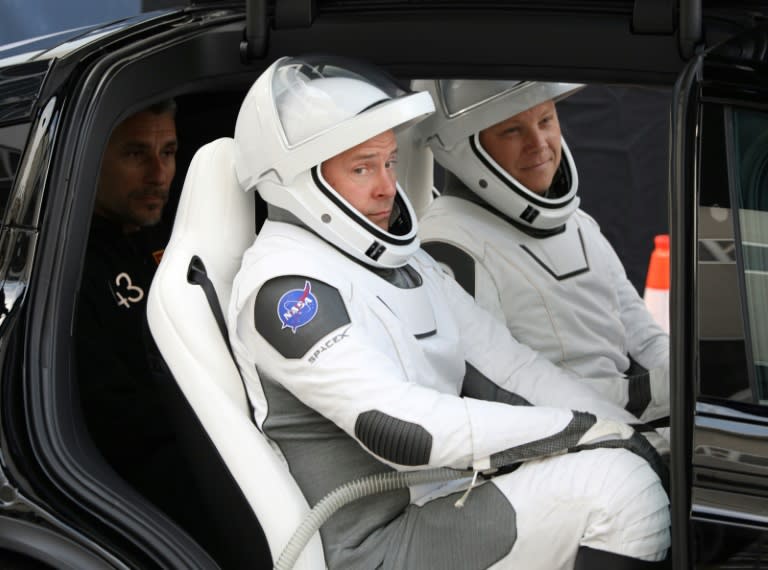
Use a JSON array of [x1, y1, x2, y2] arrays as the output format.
[[274, 467, 473, 570]]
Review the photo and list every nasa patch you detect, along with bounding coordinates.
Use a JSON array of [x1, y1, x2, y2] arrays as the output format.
[[277, 280, 318, 333]]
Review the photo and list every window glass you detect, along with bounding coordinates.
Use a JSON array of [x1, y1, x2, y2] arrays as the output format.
[[732, 108, 768, 404], [697, 104, 751, 402], [0, 123, 29, 219]]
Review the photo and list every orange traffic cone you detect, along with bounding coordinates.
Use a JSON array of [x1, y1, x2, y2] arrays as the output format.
[[644, 234, 670, 333]]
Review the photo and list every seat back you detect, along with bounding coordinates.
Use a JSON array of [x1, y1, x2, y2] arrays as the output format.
[[395, 125, 435, 218], [147, 138, 325, 569]]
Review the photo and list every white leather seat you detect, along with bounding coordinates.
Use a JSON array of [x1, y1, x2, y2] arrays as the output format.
[[147, 137, 325, 569], [395, 125, 436, 218]]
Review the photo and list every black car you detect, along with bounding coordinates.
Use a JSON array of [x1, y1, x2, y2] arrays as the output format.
[[0, 1, 767, 568]]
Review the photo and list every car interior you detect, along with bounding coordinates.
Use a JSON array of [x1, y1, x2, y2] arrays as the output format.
[[65, 81, 672, 570], [3, 4, 766, 568], [32, 16, 670, 567]]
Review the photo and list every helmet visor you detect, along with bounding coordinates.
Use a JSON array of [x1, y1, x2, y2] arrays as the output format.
[[273, 56, 411, 147], [438, 79, 528, 118]]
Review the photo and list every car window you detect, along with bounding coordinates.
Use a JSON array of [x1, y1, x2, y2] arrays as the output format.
[[697, 103, 752, 403], [0, 123, 29, 219], [698, 102, 768, 406], [732, 107, 768, 404]]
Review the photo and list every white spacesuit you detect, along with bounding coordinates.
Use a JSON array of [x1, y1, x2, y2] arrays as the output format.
[[415, 79, 670, 425], [228, 57, 671, 569]]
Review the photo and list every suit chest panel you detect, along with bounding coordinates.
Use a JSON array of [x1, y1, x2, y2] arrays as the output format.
[[354, 261, 465, 394]]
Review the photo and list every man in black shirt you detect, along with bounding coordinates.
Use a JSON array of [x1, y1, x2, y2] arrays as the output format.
[[76, 101, 194, 524]]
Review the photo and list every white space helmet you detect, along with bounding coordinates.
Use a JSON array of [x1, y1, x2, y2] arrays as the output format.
[[235, 56, 434, 268], [413, 79, 584, 230]]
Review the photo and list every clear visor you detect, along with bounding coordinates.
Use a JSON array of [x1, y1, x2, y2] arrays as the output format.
[[438, 79, 528, 118], [273, 56, 411, 147]]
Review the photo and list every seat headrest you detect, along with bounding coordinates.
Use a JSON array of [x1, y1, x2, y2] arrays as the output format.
[[167, 137, 255, 302]]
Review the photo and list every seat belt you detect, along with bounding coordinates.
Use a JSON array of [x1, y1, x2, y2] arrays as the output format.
[[186, 255, 256, 418], [187, 255, 231, 354]]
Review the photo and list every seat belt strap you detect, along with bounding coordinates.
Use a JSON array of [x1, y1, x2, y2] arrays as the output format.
[[187, 255, 256, 419], [187, 255, 232, 354]]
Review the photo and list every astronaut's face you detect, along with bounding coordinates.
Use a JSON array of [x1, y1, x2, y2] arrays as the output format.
[[321, 129, 399, 231], [478, 100, 562, 195]]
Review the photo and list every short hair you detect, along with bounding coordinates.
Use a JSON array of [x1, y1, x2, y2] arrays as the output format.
[[144, 98, 177, 118]]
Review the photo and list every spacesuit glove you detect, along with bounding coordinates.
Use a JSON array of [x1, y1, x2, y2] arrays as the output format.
[[638, 428, 670, 458], [639, 367, 670, 425], [575, 418, 636, 447]]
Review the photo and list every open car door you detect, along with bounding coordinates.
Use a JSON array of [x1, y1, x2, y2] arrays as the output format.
[[671, 21, 768, 569]]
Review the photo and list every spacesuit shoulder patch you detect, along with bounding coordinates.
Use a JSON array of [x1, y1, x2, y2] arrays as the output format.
[[254, 275, 350, 359], [422, 241, 476, 297]]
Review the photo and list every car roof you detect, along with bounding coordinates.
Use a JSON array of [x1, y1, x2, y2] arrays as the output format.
[[0, 10, 180, 67], [2, 1, 766, 77]]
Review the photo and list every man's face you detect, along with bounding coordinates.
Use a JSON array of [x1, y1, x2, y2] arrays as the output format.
[[478, 100, 562, 195], [321, 130, 398, 231], [95, 110, 178, 232]]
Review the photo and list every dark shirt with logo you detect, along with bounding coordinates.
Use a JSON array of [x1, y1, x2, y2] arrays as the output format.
[[77, 215, 168, 460], [76, 215, 202, 530]]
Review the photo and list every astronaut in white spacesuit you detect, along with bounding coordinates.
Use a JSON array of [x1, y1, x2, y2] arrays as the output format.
[[228, 57, 671, 569], [415, 80, 670, 426]]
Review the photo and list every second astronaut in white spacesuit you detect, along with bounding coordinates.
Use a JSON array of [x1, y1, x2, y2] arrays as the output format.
[[415, 80, 670, 425], [228, 57, 671, 569]]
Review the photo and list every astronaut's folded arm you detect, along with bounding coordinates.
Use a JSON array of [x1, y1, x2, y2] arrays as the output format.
[[262, 334, 611, 471], [440, 272, 640, 425], [496, 352, 641, 425]]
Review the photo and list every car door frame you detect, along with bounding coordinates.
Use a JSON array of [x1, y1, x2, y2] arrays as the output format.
[[671, 22, 768, 569]]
